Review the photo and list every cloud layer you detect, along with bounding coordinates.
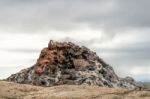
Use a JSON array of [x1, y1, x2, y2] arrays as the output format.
[[1, 0, 150, 33], [0, 0, 150, 81]]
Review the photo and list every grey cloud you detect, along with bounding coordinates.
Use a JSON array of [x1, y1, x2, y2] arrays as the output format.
[[99, 41, 150, 54], [0, 0, 98, 32], [134, 75, 150, 82], [76, 0, 150, 31], [4, 48, 40, 53], [1, 0, 150, 33], [95, 42, 150, 65]]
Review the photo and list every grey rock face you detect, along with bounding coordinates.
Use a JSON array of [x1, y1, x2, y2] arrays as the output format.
[[7, 40, 142, 89]]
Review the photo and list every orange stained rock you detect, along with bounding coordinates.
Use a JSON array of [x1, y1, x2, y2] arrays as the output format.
[[41, 48, 49, 53], [57, 50, 64, 63], [56, 43, 66, 49], [39, 50, 56, 64], [48, 40, 68, 50], [35, 67, 44, 76], [48, 50, 56, 64], [48, 40, 57, 50], [39, 48, 49, 58], [35, 40, 67, 75], [38, 59, 49, 66]]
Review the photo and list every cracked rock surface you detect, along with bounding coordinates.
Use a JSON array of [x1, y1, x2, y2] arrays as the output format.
[[7, 40, 142, 89]]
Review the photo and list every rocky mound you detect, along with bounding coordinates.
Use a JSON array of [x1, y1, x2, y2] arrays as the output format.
[[7, 40, 142, 89]]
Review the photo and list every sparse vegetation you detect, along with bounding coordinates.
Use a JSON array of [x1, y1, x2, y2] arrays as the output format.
[[0, 81, 149, 99]]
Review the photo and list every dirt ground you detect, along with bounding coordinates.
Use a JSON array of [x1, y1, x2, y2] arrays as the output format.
[[0, 81, 149, 99]]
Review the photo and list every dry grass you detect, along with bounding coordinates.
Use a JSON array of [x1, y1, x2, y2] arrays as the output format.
[[0, 81, 149, 99]]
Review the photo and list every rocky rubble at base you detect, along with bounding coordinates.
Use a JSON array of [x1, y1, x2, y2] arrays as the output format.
[[7, 40, 142, 89]]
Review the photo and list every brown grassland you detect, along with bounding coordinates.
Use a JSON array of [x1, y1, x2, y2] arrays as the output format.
[[0, 81, 149, 99]]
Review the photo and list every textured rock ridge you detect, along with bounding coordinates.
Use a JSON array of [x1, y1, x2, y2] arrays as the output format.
[[7, 40, 142, 89]]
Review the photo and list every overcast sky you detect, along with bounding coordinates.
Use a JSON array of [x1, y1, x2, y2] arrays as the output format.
[[0, 0, 150, 82]]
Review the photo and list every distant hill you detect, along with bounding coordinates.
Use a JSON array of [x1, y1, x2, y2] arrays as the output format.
[[142, 82, 150, 89]]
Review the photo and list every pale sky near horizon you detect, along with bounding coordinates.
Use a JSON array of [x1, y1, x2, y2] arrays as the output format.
[[0, 0, 150, 82]]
